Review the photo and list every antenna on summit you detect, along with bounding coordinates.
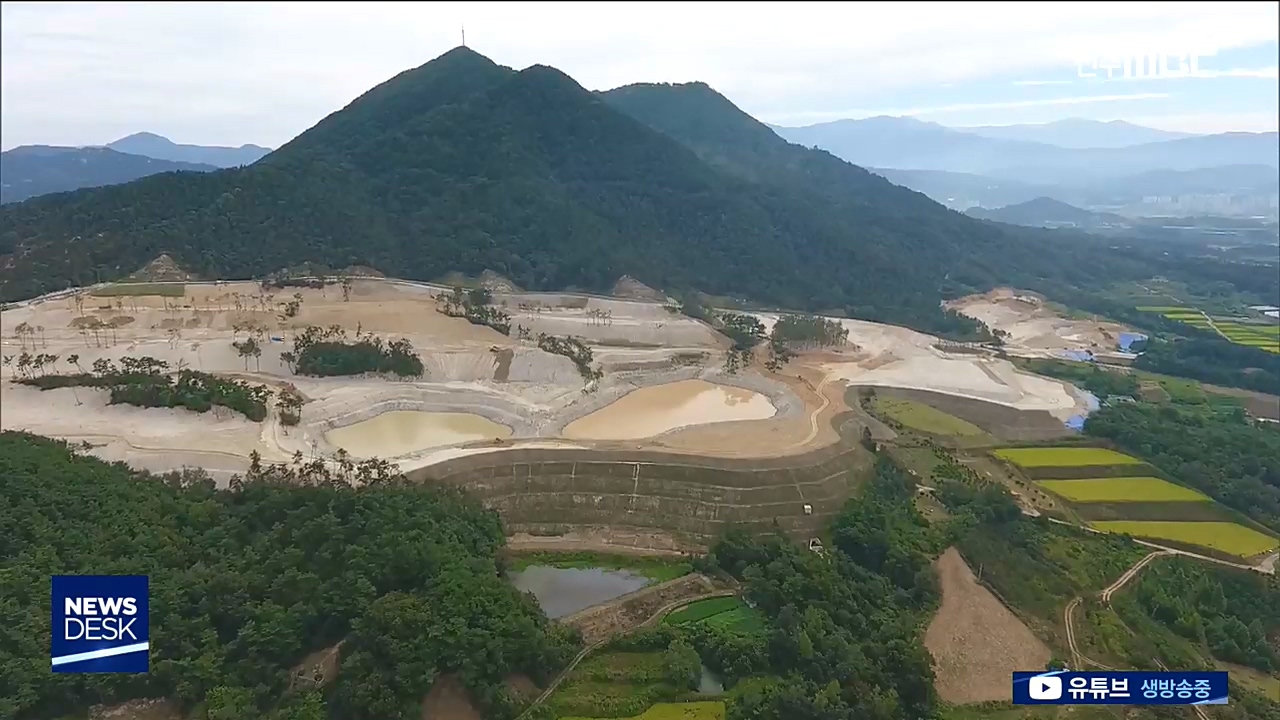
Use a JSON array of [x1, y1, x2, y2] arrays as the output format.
[[461, 24, 466, 48]]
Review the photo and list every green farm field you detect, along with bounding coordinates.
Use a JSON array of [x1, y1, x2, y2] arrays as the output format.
[[872, 396, 984, 436], [89, 282, 186, 297], [1036, 477, 1209, 503], [1090, 521, 1280, 558], [664, 596, 764, 633], [994, 447, 1145, 468]]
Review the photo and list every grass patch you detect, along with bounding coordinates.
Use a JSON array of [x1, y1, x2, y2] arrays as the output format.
[[508, 551, 692, 583], [872, 397, 985, 436], [1036, 477, 1210, 503], [561, 701, 726, 720], [664, 597, 741, 625], [993, 447, 1144, 468], [1090, 521, 1280, 558], [90, 282, 185, 297], [664, 597, 765, 633], [1136, 306, 1189, 312]]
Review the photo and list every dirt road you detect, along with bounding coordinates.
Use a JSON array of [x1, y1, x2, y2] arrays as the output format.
[[1064, 550, 1171, 669]]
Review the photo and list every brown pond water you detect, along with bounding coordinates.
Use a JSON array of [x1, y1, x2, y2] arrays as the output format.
[[325, 410, 512, 459], [562, 379, 776, 440]]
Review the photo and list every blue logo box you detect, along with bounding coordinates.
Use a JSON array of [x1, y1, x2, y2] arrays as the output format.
[[51, 575, 149, 673], [1014, 671, 1228, 705]]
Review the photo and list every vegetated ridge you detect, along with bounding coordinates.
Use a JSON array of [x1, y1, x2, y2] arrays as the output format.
[[0, 145, 216, 204], [0, 47, 1265, 340]]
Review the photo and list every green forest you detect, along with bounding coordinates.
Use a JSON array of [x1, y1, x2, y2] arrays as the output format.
[[289, 325, 424, 378], [3, 49, 1275, 342], [0, 432, 576, 720], [15, 356, 272, 421], [1084, 402, 1280, 534]]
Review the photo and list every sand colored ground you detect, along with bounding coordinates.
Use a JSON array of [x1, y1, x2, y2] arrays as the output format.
[[4, 278, 1095, 486], [749, 311, 1090, 421], [946, 287, 1133, 358], [925, 547, 1051, 704], [1, 279, 813, 484]]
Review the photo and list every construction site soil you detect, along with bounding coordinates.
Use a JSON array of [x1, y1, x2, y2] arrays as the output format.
[[2, 277, 1102, 550], [925, 548, 1051, 704]]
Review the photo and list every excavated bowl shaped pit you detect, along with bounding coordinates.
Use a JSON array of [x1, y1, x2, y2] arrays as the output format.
[[324, 410, 512, 459], [561, 379, 777, 440]]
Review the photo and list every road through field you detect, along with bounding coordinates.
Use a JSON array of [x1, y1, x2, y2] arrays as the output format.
[[1064, 550, 1170, 669]]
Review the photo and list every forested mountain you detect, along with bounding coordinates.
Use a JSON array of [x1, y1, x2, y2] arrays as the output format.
[[0, 145, 216, 204], [966, 197, 1129, 229], [0, 48, 1266, 337], [107, 132, 272, 168]]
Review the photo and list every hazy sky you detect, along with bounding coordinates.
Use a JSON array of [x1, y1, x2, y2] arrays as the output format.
[[2, 1, 1277, 150]]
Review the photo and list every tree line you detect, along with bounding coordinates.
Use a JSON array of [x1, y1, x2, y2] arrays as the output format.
[[0, 431, 578, 720], [1084, 401, 1280, 534], [16, 355, 271, 421]]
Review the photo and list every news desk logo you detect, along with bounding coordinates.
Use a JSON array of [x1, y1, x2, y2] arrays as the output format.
[[51, 575, 149, 673], [1014, 671, 1229, 705]]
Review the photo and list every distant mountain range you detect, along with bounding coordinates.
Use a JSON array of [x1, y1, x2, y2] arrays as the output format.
[[955, 118, 1196, 149], [0, 146, 217, 204], [105, 132, 272, 168], [1, 133, 273, 204], [770, 116, 1278, 184]]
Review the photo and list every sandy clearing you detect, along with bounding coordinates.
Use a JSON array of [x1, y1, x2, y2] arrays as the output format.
[[946, 288, 1133, 356], [925, 547, 1051, 704], [4, 278, 1099, 483]]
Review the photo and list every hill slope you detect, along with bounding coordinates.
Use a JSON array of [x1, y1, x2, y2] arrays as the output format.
[[0, 48, 1258, 336], [966, 197, 1130, 229], [0, 146, 216, 204], [106, 132, 271, 167]]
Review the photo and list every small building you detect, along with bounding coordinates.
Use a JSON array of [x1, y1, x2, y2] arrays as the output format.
[[802, 503, 813, 516]]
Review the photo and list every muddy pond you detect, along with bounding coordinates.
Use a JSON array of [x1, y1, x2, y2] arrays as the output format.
[[325, 410, 512, 459], [507, 566, 651, 619], [562, 379, 776, 440]]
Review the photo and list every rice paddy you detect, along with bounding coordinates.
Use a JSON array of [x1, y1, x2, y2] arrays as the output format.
[[1090, 521, 1280, 558], [1037, 477, 1210, 503], [993, 447, 1145, 468], [1134, 304, 1280, 353]]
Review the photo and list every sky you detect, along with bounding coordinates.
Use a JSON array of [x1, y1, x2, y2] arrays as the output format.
[[2, 1, 1277, 150]]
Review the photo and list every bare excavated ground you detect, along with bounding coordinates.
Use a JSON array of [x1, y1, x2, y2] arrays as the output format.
[[946, 287, 1133, 358], [421, 674, 482, 720], [87, 699, 183, 720], [925, 548, 1051, 704]]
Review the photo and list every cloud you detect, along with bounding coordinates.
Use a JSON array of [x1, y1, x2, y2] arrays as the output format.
[[770, 92, 1174, 125], [1, 1, 1276, 147], [1012, 80, 1075, 86]]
